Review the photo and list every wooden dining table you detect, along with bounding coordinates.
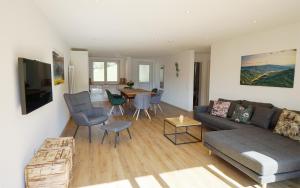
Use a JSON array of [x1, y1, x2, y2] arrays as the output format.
[[119, 88, 155, 99]]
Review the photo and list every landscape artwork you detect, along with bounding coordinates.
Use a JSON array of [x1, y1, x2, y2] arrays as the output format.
[[240, 49, 297, 88], [52, 51, 64, 85]]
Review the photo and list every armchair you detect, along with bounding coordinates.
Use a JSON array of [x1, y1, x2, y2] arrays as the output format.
[[64, 91, 108, 143]]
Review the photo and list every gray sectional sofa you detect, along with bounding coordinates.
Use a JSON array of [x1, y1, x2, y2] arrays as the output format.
[[194, 99, 300, 188]]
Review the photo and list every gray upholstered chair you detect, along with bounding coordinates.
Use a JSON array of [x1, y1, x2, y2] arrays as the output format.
[[64, 91, 108, 143], [133, 93, 151, 120], [150, 90, 164, 115]]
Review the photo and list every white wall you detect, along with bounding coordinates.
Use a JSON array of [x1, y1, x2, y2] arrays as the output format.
[[210, 22, 300, 110], [0, 0, 70, 187], [158, 50, 195, 111], [71, 50, 89, 92]]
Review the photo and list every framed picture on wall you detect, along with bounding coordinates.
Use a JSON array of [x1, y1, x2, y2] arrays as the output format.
[[240, 49, 297, 88], [52, 51, 65, 85]]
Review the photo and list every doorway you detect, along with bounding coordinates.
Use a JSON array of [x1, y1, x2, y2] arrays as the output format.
[[193, 62, 202, 106]]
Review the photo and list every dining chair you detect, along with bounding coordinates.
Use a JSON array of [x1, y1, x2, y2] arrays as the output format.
[[106, 89, 126, 115], [150, 90, 164, 115], [133, 93, 151, 120], [64, 91, 108, 143]]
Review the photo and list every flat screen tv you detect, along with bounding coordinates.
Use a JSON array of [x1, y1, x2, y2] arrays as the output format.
[[18, 58, 53, 114]]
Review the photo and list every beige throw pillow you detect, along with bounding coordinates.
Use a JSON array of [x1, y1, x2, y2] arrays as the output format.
[[274, 109, 300, 141]]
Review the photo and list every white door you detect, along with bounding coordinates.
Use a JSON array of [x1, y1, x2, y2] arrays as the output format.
[[137, 63, 152, 90]]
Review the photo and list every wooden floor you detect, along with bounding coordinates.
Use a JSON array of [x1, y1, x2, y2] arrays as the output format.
[[62, 102, 300, 188]]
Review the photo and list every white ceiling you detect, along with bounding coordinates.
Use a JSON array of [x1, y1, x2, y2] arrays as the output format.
[[34, 0, 300, 57]]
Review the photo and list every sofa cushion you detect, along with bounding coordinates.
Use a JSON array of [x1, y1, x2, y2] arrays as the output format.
[[269, 107, 283, 130], [207, 100, 214, 114], [231, 104, 253, 124], [197, 113, 248, 130], [211, 101, 231, 118], [219, 98, 241, 118], [241, 100, 273, 109], [204, 127, 300, 176], [251, 106, 275, 129], [274, 109, 300, 141]]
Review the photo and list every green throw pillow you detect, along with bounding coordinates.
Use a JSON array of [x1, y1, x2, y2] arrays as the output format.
[[231, 104, 253, 124]]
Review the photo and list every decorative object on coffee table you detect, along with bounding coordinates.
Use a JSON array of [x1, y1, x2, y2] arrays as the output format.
[[164, 116, 202, 145], [101, 121, 132, 148]]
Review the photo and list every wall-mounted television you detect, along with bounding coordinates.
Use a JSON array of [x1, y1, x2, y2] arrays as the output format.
[[18, 58, 53, 114]]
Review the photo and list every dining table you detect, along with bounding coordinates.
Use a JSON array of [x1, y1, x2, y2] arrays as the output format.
[[119, 88, 155, 99]]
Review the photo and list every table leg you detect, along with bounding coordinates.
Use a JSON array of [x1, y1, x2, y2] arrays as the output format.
[[101, 130, 107, 144], [200, 126, 203, 141], [127, 128, 132, 139], [114, 132, 118, 148], [175, 126, 177, 145]]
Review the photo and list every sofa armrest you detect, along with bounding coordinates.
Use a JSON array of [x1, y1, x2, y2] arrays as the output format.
[[194, 105, 209, 114]]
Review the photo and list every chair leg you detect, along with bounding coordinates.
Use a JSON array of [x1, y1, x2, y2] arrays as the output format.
[[73, 125, 80, 138], [120, 105, 125, 114], [136, 109, 140, 120], [133, 109, 138, 117], [109, 106, 115, 115], [88, 126, 92, 143], [101, 130, 107, 144], [158, 104, 163, 112], [114, 132, 119, 148], [127, 128, 132, 139], [118, 105, 124, 115], [145, 109, 151, 120]]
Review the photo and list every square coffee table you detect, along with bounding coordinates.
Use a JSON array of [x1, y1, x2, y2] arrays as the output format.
[[164, 117, 202, 145]]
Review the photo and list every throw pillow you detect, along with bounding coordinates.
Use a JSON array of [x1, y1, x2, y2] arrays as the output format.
[[274, 109, 300, 141], [251, 106, 275, 129], [211, 101, 231, 118], [207, 100, 214, 114], [231, 104, 253, 123], [218, 98, 241, 118]]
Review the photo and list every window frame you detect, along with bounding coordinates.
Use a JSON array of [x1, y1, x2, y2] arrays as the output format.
[[90, 60, 120, 84]]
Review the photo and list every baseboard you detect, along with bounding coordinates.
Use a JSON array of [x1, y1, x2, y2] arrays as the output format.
[[161, 101, 193, 112], [60, 116, 72, 137]]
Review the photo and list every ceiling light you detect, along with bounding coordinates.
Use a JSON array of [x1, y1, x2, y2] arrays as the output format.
[[185, 10, 191, 14], [253, 20, 257, 24]]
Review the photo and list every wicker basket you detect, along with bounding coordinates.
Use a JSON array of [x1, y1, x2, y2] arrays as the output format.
[[41, 137, 75, 156], [25, 137, 75, 188], [25, 148, 72, 188]]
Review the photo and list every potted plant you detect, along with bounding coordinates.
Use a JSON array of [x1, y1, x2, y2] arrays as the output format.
[[127, 81, 134, 89]]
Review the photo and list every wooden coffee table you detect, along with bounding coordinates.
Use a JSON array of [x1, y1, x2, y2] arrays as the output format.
[[164, 117, 202, 145]]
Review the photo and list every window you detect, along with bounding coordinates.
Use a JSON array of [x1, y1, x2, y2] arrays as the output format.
[[91, 61, 119, 83], [139, 64, 150, 83], [106, 62, 118, 82], [93, 62, 105, 82]]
